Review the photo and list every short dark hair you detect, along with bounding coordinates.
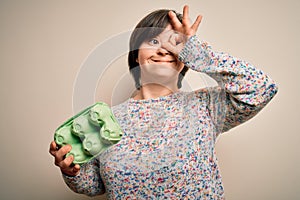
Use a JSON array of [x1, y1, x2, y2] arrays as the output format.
[[128, 9, 189, 90]]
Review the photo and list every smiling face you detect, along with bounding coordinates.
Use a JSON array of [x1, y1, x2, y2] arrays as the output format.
[[136, 25, 185, 88], [128, 9, 188, 90]]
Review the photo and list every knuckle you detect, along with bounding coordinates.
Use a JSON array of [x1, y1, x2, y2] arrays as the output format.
[[61, 159, 69, 168], [58, 146, 69, 156], [60, 160, 69, 169], [61, 156, 72, 169]]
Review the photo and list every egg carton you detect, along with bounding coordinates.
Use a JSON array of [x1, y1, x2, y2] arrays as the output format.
[[54, 102, 123, 164]]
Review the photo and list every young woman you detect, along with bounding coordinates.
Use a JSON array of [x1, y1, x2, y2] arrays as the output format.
[[49, 5, 278, 199]]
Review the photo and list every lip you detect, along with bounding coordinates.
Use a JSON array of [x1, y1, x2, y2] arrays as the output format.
[[150, 59, 175, 63]]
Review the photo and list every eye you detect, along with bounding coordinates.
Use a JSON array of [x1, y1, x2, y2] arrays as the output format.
[[148, 38, 160, 46]]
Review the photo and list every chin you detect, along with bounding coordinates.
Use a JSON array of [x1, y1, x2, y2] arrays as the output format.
[[143, 63, 178, 77], [141, 64, 179, 87]]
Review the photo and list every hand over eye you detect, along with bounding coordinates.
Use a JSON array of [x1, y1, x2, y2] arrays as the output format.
[[161, 32, 186, 56], [162, 5, 202, 56]]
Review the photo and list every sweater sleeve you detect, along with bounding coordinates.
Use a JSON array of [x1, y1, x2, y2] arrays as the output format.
[[62, 158, 105, 196], [179, 35, 278, 135]]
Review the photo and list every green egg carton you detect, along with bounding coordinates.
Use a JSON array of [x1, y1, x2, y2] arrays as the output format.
[[54, 102, 123, 164]]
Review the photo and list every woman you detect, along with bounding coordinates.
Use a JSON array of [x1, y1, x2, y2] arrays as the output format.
[[49, 5, 278, 199]]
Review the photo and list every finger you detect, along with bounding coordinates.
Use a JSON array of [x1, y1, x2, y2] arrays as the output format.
[[55, 144, 72, 164], [168, 11, 182, 30], [191, 15, 203, 32], [176, 32, 187, 44], [59, 156, 79, 176], [162, 42, 180, 56], [161, 42, 175, 55], [73, 164, 81, 173], [169, 33, 177, 46], [182, 5, 191, 27], [74, 164, 80, 171], [49, 141, 57, 156], [182, 5, 189, 20], [59, 154, 74, 169], [171, 33, 186, 45]]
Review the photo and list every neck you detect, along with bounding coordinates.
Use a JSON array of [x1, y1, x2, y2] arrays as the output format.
[[133, 83, 179, 100]]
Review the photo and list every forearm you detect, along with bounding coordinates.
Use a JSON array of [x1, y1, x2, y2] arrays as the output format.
[[179, 35, 278, 132], [179, 35, 278, 110]]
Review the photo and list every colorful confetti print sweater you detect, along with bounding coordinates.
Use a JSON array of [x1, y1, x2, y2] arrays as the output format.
[[63, 35, 278, 199]]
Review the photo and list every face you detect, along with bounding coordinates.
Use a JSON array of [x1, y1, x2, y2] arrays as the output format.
[[136, 25, 185, 87]]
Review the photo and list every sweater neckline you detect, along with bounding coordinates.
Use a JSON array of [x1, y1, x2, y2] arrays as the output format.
[[128, 90, 182, 105]]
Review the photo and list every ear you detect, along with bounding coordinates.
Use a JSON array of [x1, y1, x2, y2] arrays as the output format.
[[135, 58, 139, 63]]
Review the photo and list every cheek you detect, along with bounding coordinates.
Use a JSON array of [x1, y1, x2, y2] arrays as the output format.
[[137, 48, 156, 65], [137, 54, 147, 65], [137, 50, 151, 65]]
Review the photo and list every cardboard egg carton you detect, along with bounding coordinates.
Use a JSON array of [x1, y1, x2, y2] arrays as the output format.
[[54, 102, 123, 164]]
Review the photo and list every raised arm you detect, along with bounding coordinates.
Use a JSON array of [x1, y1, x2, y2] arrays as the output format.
[[178, 35, 278, 134], [165, 5, 278, 135]]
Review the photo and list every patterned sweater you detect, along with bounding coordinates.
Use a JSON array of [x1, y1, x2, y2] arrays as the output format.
[[63, 35, 278, 199]]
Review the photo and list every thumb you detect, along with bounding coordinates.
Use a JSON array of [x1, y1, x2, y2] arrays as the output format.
[[162, 41, 184, 56]]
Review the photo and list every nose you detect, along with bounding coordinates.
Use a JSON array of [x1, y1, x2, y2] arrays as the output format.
[[157, 47, 170, 56]]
